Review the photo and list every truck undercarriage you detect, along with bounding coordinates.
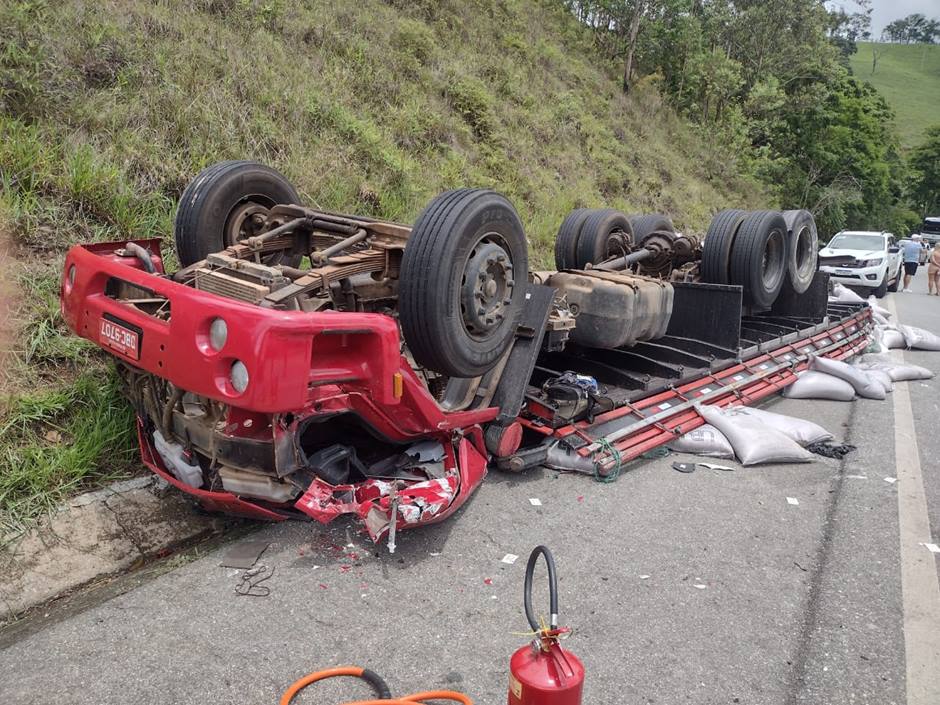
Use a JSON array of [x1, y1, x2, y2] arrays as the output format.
[[60, 161, 871, 547]]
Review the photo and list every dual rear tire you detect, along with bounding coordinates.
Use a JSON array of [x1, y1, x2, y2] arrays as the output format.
[[701, 207, 818, 308]]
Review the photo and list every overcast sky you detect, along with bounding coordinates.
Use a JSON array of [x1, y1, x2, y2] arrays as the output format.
[[827, 0, 939, 36]]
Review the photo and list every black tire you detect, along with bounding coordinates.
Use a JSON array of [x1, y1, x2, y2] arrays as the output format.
[[554, 209, 591, 270], [873, 273, 889, 298], [729, 210, 788, 309], [887, 265, 902, 292], [399, 189, 528, 378], [630, 213, 674, 246], [781, 209, 818, 294], [174, 160, 301, 266], [574, 209, 632, 268], [701, 209, 747, 284]]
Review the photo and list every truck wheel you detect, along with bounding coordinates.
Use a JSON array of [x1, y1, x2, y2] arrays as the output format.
[[873, 273, 889, 298], [782, 209, 818, 293], [554, 209, 591, 270], [399, 189, 528, 378], [887, 264, 902, 292], [574, 209, 632, 268], [729, 210, 788, 309], [701, 209, 747, 284], [630, 213, 674, 245], [174, 160, 301, 266]]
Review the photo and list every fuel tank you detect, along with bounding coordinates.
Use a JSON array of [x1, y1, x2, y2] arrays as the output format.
[[548, 270, 673, 349]]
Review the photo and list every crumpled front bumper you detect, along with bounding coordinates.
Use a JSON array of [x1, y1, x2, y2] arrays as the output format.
[[139, 421, 489, 542]]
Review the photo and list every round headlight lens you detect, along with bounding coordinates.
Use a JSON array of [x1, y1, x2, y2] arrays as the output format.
[[209, 318, 228, 351], [67, 264, 76, 288], [231, 360, 249, 393]]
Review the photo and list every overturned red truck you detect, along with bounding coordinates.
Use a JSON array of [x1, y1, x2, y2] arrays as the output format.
[[60, 161, 871, 546]]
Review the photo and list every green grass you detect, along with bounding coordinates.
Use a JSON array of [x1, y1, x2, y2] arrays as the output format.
[[850, 42, 940, 148], [0, 0, 767, 531]]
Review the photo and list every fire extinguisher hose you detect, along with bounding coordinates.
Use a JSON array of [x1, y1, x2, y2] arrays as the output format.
[[279, 665, 473, 704], [523, 545, 559, 631]]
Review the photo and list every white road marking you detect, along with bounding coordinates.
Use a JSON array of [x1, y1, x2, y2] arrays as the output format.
[[886, 296, 940, 705]]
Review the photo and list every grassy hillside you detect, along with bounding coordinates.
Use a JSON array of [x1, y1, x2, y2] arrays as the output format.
[[849, 42, 940, 148], [0, 0, 764, 531]]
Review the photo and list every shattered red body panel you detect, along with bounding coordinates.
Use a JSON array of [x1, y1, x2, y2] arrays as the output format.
[[61, 240, 496, 541]]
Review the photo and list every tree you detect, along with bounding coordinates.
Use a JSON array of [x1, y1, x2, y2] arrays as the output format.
[[828, 0, 872, 57], [909, 126, 940, 217], [883, 14, 940, 44]]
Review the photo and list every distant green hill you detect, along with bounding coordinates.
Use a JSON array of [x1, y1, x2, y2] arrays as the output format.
[[849, 42, 940, 149]]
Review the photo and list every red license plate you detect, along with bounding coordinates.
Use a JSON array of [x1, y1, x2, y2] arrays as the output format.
[[99, 317, 140, 360]]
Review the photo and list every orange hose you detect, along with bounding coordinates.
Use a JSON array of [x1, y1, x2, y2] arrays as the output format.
[[343, 694, 473, 705], [280, 666, 365, 705], [280, 666, 473, 705]]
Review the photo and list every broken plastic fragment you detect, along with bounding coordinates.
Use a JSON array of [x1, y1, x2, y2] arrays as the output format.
[[501, 554, 518, 565], [884, 477, 897, 484], [787, 497, 799, 506], [529, 498, 542, 506]]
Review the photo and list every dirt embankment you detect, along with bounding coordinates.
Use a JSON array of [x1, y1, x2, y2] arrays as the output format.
[[0, 227, 17, 386]]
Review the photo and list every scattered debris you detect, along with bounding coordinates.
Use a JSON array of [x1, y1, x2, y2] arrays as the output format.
[[220, 541, 271, 569], [529, 498, 542, 506], [698, 462, 734, 471], [234, 565, 275, 597], [672, 462, 697, 473], [693, 584, 708, 590], [501, 554, 519, 565], [483, 578, 493, 586], [807, 440, 857, 459], [884, 477, 897, 484], [922, 543, 940, 554], [639, 575, 651, 580], [787, 497, 800, 506], [845, 475, 868, 480]]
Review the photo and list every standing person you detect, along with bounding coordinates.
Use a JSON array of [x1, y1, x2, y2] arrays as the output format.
[[901, 234, 923, 292], [928, 242, 940, 296]]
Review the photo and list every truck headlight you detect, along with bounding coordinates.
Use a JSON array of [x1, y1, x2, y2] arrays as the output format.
[[857, 258, 883, 267], [231, 360, 249, 393], [209, 318, 228, 351]]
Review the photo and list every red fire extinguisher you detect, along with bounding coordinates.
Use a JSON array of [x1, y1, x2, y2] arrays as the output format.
[[508, 546, 584, 705]]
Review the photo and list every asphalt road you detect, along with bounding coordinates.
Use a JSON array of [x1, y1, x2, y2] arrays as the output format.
[[3, 271, 940, 705]]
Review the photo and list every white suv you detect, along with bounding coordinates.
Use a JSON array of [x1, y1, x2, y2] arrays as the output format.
[[818, 231, 903, 298]]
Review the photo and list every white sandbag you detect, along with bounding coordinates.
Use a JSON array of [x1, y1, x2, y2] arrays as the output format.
[[864, 327, 889, 354], [856, 360, 934, 382], [867, 296, 891, 318], [727, 406, 833, 446], [668, 424, 734, 458], [808, 355, 886, 400], [856, 352, 894, 366], [832, 282, 865, 303], [865, 368, 893, 393], [698, 405, 813, 466], [782, 371, 856, 401], [882, 328, 906, 349], [900, 325, 940, 351], [872, 311, 890, 327]]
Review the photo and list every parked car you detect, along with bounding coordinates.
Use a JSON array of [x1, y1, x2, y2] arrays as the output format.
[[818, 231, 903, 298], [921, 216, 940, 247]]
